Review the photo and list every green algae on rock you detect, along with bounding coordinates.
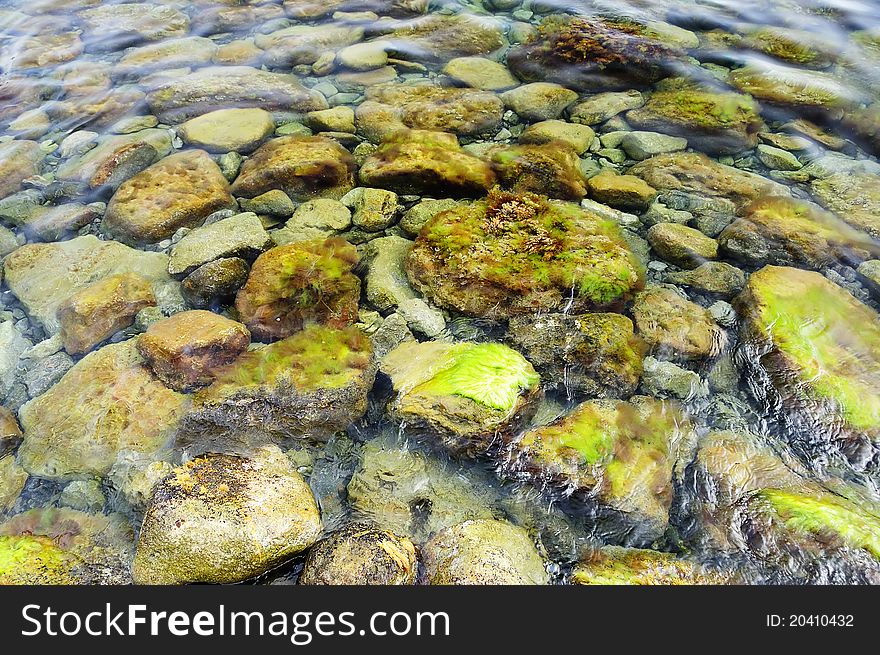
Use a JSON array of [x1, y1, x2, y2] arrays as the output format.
[[507, 312, 643, 399], [507, 15, 685, 92], [380, 340, 541, 455], [406, 189, 643, 319], [505, 396, 695, 545], [358, 129, 496, 197], [719, 196, 878, 268], [0, 507, 134, 585], [486, 142, 587, 200], [572, 546, 727, 585], [17, 339, 188, 481], [103, 149, 235, 245], [737, 266, 880, 467], [632, 285, 723, 361], [230, 135, 356, 201], [299, 523, 417, 585], [183, 324, 375, 442], [811, 172, 880, 239], [235, 238, 360, 342], [422, 519, 547, 585], [133, 447, 321, 584], [384, 13, 506, 64], [627, 80, 764, 155]]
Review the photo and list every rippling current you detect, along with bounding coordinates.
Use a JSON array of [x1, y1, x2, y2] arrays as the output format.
[[1, 0, 880, 586]]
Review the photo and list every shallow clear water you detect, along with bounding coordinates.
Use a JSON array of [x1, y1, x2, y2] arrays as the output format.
[[1, 0, 880, 585]]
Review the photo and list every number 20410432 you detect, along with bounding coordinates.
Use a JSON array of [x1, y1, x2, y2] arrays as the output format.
[[766, 615, 854, 627]]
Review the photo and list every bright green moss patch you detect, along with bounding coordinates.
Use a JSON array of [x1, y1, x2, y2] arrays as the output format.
[[644, 79, 761, 130], [741, 266, 880, 432], [572, 547, 722, 585], [761, 488, 880, 559], [416, 343, 539, 412], [0, 535, 77, 584]]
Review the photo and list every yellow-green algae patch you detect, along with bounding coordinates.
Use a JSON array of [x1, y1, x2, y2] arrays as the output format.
[[738, 265, 880, 435], [0, 535, 78, 585], [572, 546, 727, 585]]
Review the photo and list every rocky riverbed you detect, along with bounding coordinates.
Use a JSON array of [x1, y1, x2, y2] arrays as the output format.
[[2, 0, 880, 585]]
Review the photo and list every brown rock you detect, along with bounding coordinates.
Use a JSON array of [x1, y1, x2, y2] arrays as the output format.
[[632, 286, 723, 360], [57, 272, 156, 355], [0, 407, 22, 457], [0, 140, 42, 200], [588, 169, 657, 211], [137, 310, 251, 392]]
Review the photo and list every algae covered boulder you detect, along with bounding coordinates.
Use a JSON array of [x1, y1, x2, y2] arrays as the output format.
[[0, 508, 134, 585], [133, 447, 322, 584], [235, 238, 360, 342], [406, 189, 643, 319], [358, 129, 495, 197], [627, 80, 764, 155], [17, 339, 187, 481], [507, 15, 685, 92], [380, 340, 541, 455], [103, 149, 235, 245], [572, 546, 727, 585], [736, 266, 880, 469], [507, 312, 643, 399], [183, 325, 375, 443], [504, 396, 695, 545], [299, 523, 417, 585], [422, 519, 547, 585], [230, 136, 356, 201], [384, 13, 506, 64], [632, 285, 723, 361], [811, 172, 880, 239], [487, 142, 587, 200]]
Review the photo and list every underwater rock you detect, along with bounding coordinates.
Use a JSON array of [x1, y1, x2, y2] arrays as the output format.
[[299, 523, 417, 585], [587, 170, 657, 211], [103, 150, 234, 245], [632, 285, 723, 361], [627, 80, 764, 155], [342, 187, 399, 232], [380, 340, 541, 456], [358, 129, 495, 197], [719, 196, 878, 268], [57, 272, 156, 355], [255, 24, 363, 68], [114, 36, 217, 78], [146, 66, 328, 124], [572, 546, 728, 584], [507, 312, 643, 398], [507, 15, 685, 92], [0, 408, 22, 458], [3, 235, 180, 336], [176, 108, 276, 154], [443, 56, 519, 91], [811, 172, 880, 239], [0, 455, 27, 512], [406, 189, 643, 319], [487, 142, 587, 200], [736, 266, 880, 470], [666, 262, 745, 298], [230, 136, 356, 201], [181, 258, 250, 309], [167, 212, 272, 278], [0, 322, 30, 401], [503, 396, 696, 546], [0, 140, 42, 200], [422, 519, 547, 585], [629, 152, 789, 210], [235, 238, 360, 342], [362, 236, 417, 311], [384, 13, 506, 64], [647, 223, 718, 269], [569, 90, 645, 126], [183, 325, 375, 443], [133, 448, 322, 584], [519, 120, 595, 155], [17, 339, 187, 481], [363, 83, 503, 136], [77, 3, 188, 50], [137, 311, 250, 392], [19, 202, 100, 243], [500, 83, 578, 122], [0, 507, 134, 584], [271, 199, 352, 245]]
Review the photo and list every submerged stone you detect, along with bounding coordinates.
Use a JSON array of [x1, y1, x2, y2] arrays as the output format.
[[487, 142, 587, 200], [235, 238, 360, 342], [0, 140, 42, 200], [811, 172, 880, 239], [176, 108, 276, 154], [380, 340, 541, 456], [632, 286, 723, 361], [384, 14, 506, 64], [167, 212, 272, 278], [406, 189, 643, 319], [133, 448, 322, 584], [572, 546, 727, 585]]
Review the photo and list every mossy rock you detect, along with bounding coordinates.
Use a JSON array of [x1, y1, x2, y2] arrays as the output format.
[[422, 519, 547, 585], [629, 151, 789, 210], [0, 507, 134, 584], [507, 15, 685, 92], [235, 238, 360, 342], [627, 79, 764, 155], [380, 340, 541, 456], [384, 13, 506, 64], [572, 546, 728, 585], [486, 142, 587, 200], [736, 266, 880, 468], [507, 312, 643, 398], [299, 523, 417, 585], [811, 172, 880, 239], [230, 135, 356, 201], [719, 196, 878, 269], [842, 103, 880, 158], [406, 189, 643, 319], [506, 396, 695, 545], [133, 448, 322, 584], [358, 129, 496, 197], [183, 324, 376, 444], [632, 285, 722, 361], [741, 27, 836, 69]]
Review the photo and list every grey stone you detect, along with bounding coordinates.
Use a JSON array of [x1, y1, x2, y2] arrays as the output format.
[[363, 236, 416, 312], [168, 212, 272, 277], [641, 356, 707, 400]]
